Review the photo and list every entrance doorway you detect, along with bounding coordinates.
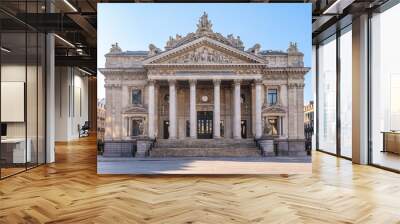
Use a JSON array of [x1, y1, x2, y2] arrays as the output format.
[[163, 120, 169, 139], [197, 111, 213, 139]]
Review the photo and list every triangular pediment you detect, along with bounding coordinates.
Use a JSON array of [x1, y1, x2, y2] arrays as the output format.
[[143, 37, 266, 65], [262, 105, 286, 114], [122, 106, 147, 114]]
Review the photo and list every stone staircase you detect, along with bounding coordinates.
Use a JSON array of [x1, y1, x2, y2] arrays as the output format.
[[149, 139, 262, 157]]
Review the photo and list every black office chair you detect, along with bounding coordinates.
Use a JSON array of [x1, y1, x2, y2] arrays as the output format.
[[79, 121, 90, 138]]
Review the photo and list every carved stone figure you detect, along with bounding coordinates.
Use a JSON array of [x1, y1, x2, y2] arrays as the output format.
[[287, 42, 299, 53], [110, 42, 122, 53], [196, 12, 213, 33], [138, 120, 144, 135], [248, 43, 261, 55], [148, 44, 161, 56]]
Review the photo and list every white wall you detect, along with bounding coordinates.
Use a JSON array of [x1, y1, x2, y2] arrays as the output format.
[[55, 67, 89, 141]]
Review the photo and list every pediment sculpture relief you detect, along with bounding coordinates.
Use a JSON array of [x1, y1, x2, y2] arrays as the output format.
[[164, 46, 247, 64], [262, 104, 286, 114], [123, 106, 147, 114]]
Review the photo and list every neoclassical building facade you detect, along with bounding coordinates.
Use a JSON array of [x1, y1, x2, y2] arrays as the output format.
[[100, 13, 309, 156]]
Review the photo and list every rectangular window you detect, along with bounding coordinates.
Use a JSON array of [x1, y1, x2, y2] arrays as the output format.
[[131, 89, 142, 105], [267, 89, 278, 106]]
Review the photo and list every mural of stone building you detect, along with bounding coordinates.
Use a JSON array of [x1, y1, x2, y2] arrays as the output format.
[[99, 13, 310, 157]]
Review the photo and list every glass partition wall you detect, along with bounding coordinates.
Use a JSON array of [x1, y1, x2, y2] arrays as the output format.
[[317, 35, 337, 155], [339, 26, 352, 159], [370, 3, 400, 171], [316, 25, 352, 159], [0, 2, 46, 179]]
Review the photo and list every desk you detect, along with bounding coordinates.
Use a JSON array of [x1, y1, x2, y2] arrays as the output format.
[[1, 138, 31, 163], [382, 132, 400, 155]]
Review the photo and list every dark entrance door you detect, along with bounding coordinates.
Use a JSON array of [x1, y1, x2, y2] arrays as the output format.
[[197, 111, 213, 139], [163, 120, 169, 139], [241, 120, 247, 138]]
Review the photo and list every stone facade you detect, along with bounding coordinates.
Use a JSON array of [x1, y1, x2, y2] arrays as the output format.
[[99, 13, 310, 157]]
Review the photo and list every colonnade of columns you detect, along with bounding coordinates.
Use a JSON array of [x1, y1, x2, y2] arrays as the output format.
[[147, 79, 263, 140]]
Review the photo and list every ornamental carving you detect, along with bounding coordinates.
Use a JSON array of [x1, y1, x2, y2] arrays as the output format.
[[262, 104, 286, 114], [196, 12, 213, 33], [163, 13, 246, 51], [110, 42, 122, 53], [165, 46, 246, 64], [122, 106, 147, 114]]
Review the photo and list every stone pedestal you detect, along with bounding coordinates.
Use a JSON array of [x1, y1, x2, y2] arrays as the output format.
[[103, 140, 136, 157], [275, 139, 307, 156], [258, 136, 275, 156], [136, 139, 152, 157]]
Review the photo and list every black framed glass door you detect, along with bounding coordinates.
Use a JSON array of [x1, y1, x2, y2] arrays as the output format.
[[197, 111, 213, 139]]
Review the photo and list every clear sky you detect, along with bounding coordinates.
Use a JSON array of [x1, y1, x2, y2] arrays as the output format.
[[97, 3, 312, 103]]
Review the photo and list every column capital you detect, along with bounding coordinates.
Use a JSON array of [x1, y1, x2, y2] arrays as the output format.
[[168, 79, 177, 85], [148, 79, 156, 85], [233, 79, 242, 85], [254, 79, 263, 85], [213, 79, 221, 85], [189, 79, 197, 86]]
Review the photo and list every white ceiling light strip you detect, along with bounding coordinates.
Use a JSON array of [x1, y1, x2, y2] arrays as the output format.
[[54, 34, 75, 48], [1, 47, 11, 53], [63, 0, 78, 12]]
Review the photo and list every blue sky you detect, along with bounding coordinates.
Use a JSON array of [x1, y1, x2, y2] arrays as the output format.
[[97, 3, 312, 103]]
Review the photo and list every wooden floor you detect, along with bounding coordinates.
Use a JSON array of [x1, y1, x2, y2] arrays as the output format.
[[1, 135, 400, 223]]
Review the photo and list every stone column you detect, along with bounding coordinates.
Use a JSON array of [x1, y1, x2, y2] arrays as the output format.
[[297, 84, 305, 139], [280, 84, 288, 107], [122, 84, 128, 108], [127, 117, 131, 137], [233, 79, 241, 139], [148, 80, 155, 139], [288, 83, 297, 139], [122, 117, 127, 138], [189, 79, 197, 139], [104, 84, 113, 140], [213, 79, 221, 138], [281, 84, 288, 137], [255, 80, 262, 139], [168, 80, 177, 139]]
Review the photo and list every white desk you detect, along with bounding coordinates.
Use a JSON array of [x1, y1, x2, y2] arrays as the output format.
[[1, 138, 31, 163]]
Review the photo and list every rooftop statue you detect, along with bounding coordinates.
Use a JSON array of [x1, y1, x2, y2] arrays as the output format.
[[148, 44, 161, 56], [287, 42, 299, 53], [196, 12, 213, 33], [110, 42, 122, 53]]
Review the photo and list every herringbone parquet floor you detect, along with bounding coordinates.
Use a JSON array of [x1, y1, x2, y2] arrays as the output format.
[[1, 135, 400, 224]]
